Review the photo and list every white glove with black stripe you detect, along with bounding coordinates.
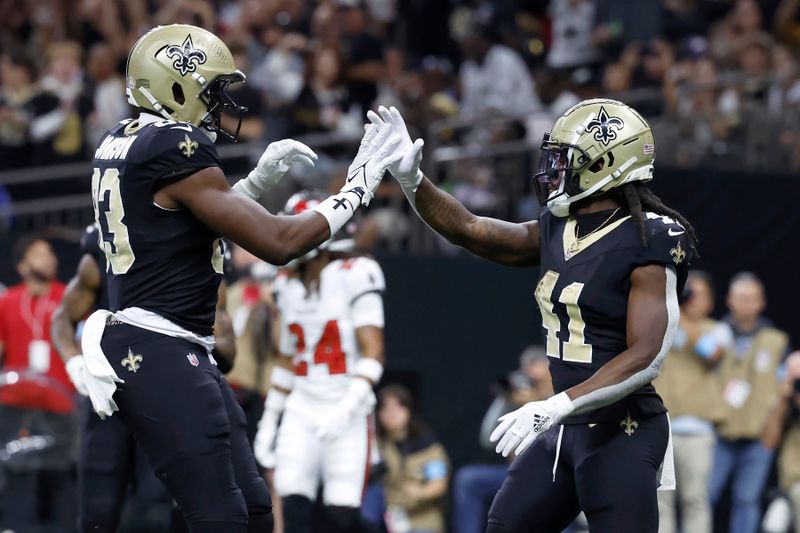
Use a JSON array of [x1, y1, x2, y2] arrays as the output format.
[[490, 392, 574, 457]]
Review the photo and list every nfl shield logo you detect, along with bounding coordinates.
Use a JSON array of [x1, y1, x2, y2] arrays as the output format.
[[187, 353, 200, 367]]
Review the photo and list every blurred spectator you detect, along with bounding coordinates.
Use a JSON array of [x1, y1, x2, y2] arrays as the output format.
[[220, 42, 265, 143], [458, 22, 540, 119], [338, 1, 385, 116], [774, 0, 800, 49], [0, 235, 75, 532], [0, 236, 70, 403], [546, 0, 600, 71], [593, 0, 663, 53], [767, 44, 800, 113], [36, 41, 94, 164], [654, 271, 730, 533], [372, 384, 450, 533], [710, 0, 765, 67], [84, 42, 128, 147], [763, 351, 800, 533], [711, 272, 790, 533], [291, 46, 351, 136], [453, 346, 552, 533], [225, 245, 277, 443], [0, 52, 60, 171], [662, 0, 711, 42]]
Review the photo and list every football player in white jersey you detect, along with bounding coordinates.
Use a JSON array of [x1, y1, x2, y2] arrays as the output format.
[[254, 191, 385, 533]]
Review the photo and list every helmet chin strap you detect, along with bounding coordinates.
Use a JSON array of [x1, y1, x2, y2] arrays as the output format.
[[547, 157, 639, 217]]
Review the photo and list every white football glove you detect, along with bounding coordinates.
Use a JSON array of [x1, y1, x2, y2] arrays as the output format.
[[368, 106, 424, 195], [253, 390, 287, 469], [340, 121, 403, 207], [490, 392, 574, 457], [65, 356, 89, 396], [314, 377, 376, 442], [233, 139, 318, 200]]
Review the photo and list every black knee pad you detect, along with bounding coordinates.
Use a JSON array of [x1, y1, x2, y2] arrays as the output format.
[[326, 505, 367, 533], [282, 495, 313, 533]]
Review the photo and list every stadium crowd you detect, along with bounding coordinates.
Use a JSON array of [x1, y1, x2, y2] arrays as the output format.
[[1, 1, 800, 532]]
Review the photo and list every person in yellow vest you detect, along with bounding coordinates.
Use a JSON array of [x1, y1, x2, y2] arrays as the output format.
[[226, 244, 279, 443], [710, 272, 790, 533], [655, 271, 731, 533], [763, 352, 800, 533], [377, 384, 450, 533]]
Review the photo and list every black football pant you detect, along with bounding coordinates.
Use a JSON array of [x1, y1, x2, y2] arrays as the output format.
[[487, 413, 668, 533], [101, 323, 272, 533], [79, 399, 177, 532]]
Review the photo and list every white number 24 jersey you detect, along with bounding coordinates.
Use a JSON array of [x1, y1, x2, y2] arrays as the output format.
[[273, 257, 385, 403]]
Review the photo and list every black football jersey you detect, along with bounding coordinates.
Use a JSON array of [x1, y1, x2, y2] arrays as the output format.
[[90, 116, 224, 336], [80, 224, 109, 310], [536, 208, 694, 424]]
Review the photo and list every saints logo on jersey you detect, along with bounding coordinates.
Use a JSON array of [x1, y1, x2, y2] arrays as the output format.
[[670, 242, 686, 265], [165, 35, 207, 76], [179, 134, 198, 158], [586, 106, 624, 146]]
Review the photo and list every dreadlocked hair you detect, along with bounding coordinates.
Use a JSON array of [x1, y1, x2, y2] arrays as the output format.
[[614, 182, 699, 249]]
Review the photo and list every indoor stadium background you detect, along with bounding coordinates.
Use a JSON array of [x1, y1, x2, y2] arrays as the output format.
[[1, 0, 800, 532]]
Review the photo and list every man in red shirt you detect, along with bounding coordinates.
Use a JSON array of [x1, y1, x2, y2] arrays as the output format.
[[0, 235, 76, 531], [0, 235, 72, 411]]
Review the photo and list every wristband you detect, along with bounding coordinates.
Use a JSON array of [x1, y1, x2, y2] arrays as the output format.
[[354, 358, 384, 384], [547, 391, 575, 421], [312, 193, 360, 236], [270, 365, 295, 391], [232, 176, 261, 201]]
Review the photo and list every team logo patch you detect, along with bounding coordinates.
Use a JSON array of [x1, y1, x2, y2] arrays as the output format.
[[178, 134, 198, 158], [165, 35, 207, 76], [187, 353, 200, 367], [620, 413, 638, 436], [121, 348, 143, 373], [586, 106, 624, 146], [670, 241, 686, 265]]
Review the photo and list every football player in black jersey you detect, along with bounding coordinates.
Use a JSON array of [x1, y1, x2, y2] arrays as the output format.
[[79, 24, 401, 533], [51, 224, 235, 532], [372, 100, 698, 532]]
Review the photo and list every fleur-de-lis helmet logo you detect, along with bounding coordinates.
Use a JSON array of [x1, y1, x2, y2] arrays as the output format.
[[586, 106, 625, 146], [165, 35, 207, 76]]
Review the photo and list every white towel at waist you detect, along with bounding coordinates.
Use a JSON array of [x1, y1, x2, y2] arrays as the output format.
[[80, 307, 216, 418]]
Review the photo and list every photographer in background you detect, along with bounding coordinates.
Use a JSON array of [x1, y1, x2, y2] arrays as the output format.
[[452, 346, 552, 533], [654, 270, 730, 533], [763, 351, 800, 533]]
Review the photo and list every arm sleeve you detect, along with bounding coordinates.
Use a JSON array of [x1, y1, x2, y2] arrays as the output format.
[[571, 265, 680, 416]]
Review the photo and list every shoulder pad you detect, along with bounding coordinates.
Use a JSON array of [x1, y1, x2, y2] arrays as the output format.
[[635, 212, 695, 269], [336, 257, 385, 303]]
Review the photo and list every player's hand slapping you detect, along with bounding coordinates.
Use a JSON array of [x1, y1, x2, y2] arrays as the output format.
[[338, 119, 404, 208], [490, 392, 574, 457], [366, 106, 425, 204], [233, 139, 318, 200]]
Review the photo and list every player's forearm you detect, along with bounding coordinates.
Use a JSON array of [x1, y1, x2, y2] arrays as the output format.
[[50, 307, 82, 361], [566, 345, 662, 416], [414, 176, 485, 249], [414, 176, 539, 265]]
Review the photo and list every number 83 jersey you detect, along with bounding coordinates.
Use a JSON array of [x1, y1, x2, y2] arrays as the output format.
[[536, 208, 694, 424], [273, 257, 386, 405], [91, 115, 225, 336]]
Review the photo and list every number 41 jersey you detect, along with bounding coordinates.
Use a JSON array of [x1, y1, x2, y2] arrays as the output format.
[[91, 115, 225, 336], [535, 208, 694, 424]]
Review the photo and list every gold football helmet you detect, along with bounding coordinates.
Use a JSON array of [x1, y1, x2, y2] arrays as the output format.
[[126, 24, 246, 139], [534, 99, 655, 217]]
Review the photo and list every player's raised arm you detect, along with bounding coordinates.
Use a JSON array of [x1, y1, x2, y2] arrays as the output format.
[[156, 121, 401, 266], [372, 106, 539, 267]]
